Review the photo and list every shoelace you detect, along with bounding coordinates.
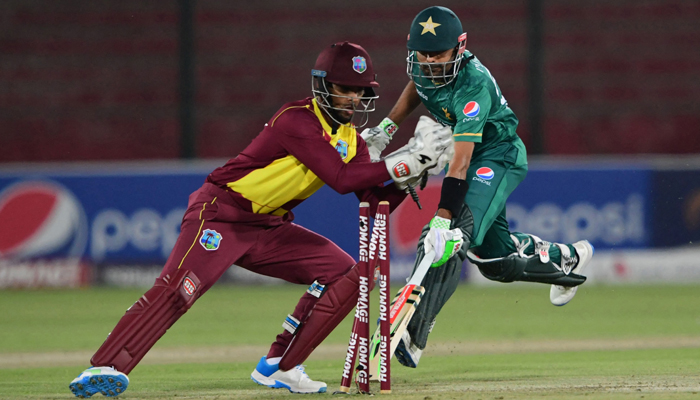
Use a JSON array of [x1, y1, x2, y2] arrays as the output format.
[[294, 365, 312, 382]]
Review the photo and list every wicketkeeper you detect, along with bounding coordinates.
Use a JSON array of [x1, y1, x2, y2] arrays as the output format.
[[361, 6, 595, 369], [68, 41, 453, 397]]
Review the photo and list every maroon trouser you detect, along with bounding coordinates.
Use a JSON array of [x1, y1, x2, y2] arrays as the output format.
[[159, 183, 356, 358]]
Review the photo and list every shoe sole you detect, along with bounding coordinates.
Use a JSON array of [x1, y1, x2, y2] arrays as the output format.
[[69, 372, 128, 398], [550, 241, 594, 306], [395, 340, 418, 368], [251, 370, 327, 394]]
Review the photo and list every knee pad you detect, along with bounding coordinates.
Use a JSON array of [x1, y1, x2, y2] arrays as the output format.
[[279, 263, 365, 371], [407, 206, 473, 350], [467, 235, 586, 287], [90, 269, 202, 374]]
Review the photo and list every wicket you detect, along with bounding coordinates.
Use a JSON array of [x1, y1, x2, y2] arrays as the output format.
[[336, 201, 391, 394]]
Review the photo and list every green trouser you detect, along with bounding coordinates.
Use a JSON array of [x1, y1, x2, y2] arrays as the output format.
[[407, 138, 572, 349]]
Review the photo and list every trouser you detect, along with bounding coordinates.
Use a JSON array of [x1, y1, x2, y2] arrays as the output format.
[[90, 183, 356, 373], [407, 139, 579, 349], [164, 184, 356, 357]]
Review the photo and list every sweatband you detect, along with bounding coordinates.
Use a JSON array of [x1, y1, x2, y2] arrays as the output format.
[[437, 177, 468, 217], [379, 117, 398, 137]]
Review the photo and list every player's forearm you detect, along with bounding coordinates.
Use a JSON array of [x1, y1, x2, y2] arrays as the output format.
[[437, 141, 474, 219], [321, 162, 392, 195], [445, 141, 474, 180], [280, 133, 392, 195], [387, 81, 422, 126]]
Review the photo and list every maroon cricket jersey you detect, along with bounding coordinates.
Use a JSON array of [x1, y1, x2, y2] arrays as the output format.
[[207, 98, 403, 216]]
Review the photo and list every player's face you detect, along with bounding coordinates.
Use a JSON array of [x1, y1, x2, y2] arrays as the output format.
[[416, 48, 455, 79], [328, 83, 365, 124]]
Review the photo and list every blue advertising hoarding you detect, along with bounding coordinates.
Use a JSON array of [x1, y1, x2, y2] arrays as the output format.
[[0, 163, 209, 264], [295, 164, 654, 261], [506, 166, 651, 249], [0, 160, 660, 270], [651, 169, 700, 247]]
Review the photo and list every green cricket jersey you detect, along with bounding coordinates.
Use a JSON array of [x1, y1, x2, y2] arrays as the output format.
[[411, 51, 522, 161]]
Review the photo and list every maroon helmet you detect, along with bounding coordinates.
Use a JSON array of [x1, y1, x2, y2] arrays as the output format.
[[311, 42, 379, 128]]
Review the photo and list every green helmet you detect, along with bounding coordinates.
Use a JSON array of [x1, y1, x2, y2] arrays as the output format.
[[406, 6, 467, 89]]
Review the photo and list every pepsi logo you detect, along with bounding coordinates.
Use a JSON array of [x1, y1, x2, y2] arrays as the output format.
[[0, 181, 87, 259], [476, 167, 494, 180], [463, 101, 480, 118], [183, 277, 196, 296]]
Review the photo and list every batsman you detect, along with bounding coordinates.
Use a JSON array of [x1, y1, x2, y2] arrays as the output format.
[[362, 6, 595, 368], [68, 41, 453, 397]]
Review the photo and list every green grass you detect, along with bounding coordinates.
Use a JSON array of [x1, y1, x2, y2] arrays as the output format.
[[1, 284, 699, 399]]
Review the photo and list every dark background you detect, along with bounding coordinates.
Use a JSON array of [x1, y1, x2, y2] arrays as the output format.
[[1, 0, 699, 162]]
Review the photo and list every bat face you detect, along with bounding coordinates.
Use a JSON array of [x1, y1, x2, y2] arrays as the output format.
[[368, 251, 434, 382], [369, 285, 425, 381], [390, 285, 417, 321]]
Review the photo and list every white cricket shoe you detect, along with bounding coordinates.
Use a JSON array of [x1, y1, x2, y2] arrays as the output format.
[[395, 330, 423, 368], [69, 366, 129, 398], [550, 240, 594, 306], [251, 356, 327, 394]]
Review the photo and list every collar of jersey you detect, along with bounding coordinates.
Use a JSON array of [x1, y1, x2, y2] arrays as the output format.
[[311, 98, 336, 135]]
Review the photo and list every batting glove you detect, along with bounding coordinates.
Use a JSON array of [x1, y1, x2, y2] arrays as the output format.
[[424, 216, 464, 267], [361, 117, 398, 161]]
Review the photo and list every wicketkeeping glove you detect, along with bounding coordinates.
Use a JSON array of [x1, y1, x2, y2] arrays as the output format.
[[426, 138, 454, 176], [383, 116, 452, 187], [360, 117, 398, 162], [423, 216, 464, 267]]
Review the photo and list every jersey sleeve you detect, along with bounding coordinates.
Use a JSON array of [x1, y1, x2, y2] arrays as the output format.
[[272, 111, 392, 194], [451, 84, 491, 143]]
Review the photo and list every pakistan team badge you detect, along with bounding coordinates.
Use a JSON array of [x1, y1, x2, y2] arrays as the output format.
[[352, 56, 367, 74], [419, 16, 441, 35], [335, 139, 349, 159], [200, 229, 222, 251]]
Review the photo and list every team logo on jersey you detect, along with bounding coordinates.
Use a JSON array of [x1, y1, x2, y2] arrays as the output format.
[[442, 107, 453, 120], [335, 139, 349, 159], [476, 167, 494, 180], [352, 56, 367, 74], [463, 101, 480, 118], [199, 229, 222, 251]]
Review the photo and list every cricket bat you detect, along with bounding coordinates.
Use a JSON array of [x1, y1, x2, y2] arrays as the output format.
[[368, 250, 435, 381]]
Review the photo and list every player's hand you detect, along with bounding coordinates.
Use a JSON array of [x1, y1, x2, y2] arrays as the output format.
[[383, 116, 452, 186], [361, 117, 398, 162], [414, 115, 450, 141], [414, 116, 454, 176], [423, 216, 463, 267], [426, 141, 454, 176]]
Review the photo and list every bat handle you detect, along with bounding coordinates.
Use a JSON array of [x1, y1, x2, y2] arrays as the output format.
[[407, 250, 435, 286]]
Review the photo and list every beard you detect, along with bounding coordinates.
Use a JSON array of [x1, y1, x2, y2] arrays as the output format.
[[419, 61, 455, 83], [329, 108, 353, 124], [421, 64, 443, 76]]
